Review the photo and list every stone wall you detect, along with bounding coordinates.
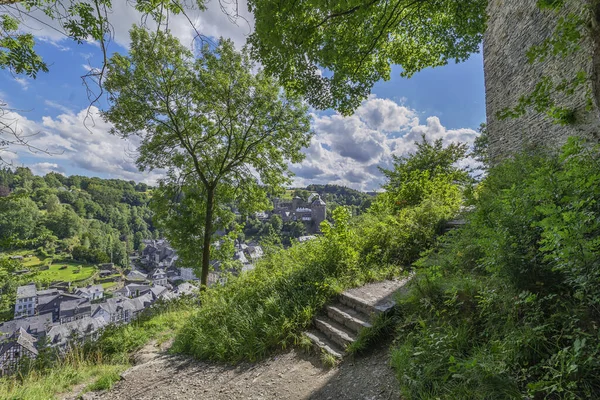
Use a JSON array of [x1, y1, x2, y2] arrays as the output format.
[[484, 0, 600, 161]]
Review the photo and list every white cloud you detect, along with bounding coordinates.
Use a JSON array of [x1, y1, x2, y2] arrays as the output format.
[[291, 96, 480, 191], [29, 162, 65, 176], [7, 0, 253, 53], [0, 107, 163, 184], [14, 77, 29, 90]]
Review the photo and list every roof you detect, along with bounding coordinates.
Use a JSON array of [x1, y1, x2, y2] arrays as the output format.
[[130, 293, 153, 313], [115, 284, 151, 297], [126, 270, 148, 281], [75, 285, 103, 295], [0, 328, 38, 357], [152, 269, 166, 277], [150, 285, 167, 299], [59, 298, 91, 319], [176, 283, 197, 295], [0, 314, 53, 341], [47, 317, 106, 346], [37, 288, 62, 298], [16, 284, 36, 299], [92, 297, 137, 317], [311, 196, 326, 206]]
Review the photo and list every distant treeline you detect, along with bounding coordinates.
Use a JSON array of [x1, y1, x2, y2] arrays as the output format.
[[0, 167, 158, 266]]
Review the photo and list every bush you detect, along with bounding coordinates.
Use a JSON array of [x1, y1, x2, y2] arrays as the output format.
[[391, 138, 600, 399]]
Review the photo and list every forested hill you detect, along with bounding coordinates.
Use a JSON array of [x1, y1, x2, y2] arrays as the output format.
[[0, 167, 156, 267]]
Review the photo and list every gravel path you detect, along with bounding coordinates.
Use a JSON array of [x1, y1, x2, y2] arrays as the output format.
[[78, 343, 400, 400]]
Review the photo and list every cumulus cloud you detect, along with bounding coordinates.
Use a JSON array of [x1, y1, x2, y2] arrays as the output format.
[[8, 0, 253, 52], [29, 162, 65, 176], [1, 106, 162, 184], [292, 96, 480, 191]]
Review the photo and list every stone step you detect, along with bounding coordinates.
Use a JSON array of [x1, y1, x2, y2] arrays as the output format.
[[339, 291, 395, 317], [314, 316, 356, 349], [303, 330, 344, 359], [325, 303, 372, 334]]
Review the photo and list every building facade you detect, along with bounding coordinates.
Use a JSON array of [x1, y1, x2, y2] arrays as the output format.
[[484, 0, 600, 161]]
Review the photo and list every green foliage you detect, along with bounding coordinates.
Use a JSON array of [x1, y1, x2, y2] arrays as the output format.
[[390, 137, 600, 399], [172, 138, 467, 362], [0, 14, 48, 78], [248, 0, 487, 114], [472, 123, 489, 169], [104, 27, 312, 286], [0, 167, 154, 264]]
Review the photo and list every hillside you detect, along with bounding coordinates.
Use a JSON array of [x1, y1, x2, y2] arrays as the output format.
[[0, 167, 156, 321]]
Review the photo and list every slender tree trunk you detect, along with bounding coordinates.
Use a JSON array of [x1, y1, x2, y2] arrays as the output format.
[[200, 187, 215, 288]]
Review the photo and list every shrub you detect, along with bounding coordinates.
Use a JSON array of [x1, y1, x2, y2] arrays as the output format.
[[391, 138, 600, 399]]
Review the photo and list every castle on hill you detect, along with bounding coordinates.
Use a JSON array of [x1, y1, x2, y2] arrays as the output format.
[[271, 193, 326, 232]]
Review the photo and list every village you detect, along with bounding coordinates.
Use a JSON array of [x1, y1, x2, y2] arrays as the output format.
[[0, 195, 326, 376]]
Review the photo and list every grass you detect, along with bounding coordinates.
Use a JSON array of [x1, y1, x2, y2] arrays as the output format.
[[320, 351, 339, 369], [0, 351, 127, 400], [172, 208, 407, 363], [35, 261, 95, 283], [100, 281, 119, 290], [0, 299, 194, 399], [0, 251, 96, 283]]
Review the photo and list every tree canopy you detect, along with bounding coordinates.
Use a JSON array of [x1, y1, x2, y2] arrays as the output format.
[[248, 0, 487, 114], [103, 27, 312, 286]]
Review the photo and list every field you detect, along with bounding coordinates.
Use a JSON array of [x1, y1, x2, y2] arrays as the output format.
[[1, 250, 97, 284], [36, 262, 96, 284]]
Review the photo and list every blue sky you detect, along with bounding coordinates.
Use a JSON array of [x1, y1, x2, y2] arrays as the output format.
[[0, 2, 486, 190]]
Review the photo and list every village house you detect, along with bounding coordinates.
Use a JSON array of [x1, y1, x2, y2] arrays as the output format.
[[74, 285, 104, 301], [179, 267, 198, 281], [0, 328, 38, 376], [37, 290, 88, 323], [46, 316, 106, 352], [91, 294, 152, 325], [114, 283, 152, 299], [0, 314, 53, 341], [141, 240, 178, 269], [151, 268, 167, 286], [14, 284, 37, 319], [126, 269, 149, 282], [58, 298, 92, 324]]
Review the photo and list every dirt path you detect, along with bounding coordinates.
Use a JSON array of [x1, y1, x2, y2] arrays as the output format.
[[79, 342, 400, 400]]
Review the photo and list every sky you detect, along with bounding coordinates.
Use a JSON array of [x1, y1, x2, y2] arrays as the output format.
[[0, 1, 486, 191]]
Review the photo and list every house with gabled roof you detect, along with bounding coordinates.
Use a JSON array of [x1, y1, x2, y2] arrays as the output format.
[[75, 285, 104, 301], [0, 328, 38, 376], [46, 316, 106, 351]]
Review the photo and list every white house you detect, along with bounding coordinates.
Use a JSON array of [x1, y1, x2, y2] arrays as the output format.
[[14, 284, 37, 319], [75, 285, 104, 301], [151, 269, 167, 287]]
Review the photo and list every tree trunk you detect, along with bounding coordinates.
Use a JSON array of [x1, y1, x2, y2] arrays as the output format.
[[200, 187, 215, 288]]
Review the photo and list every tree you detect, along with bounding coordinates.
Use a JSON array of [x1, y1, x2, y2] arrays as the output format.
[[0, 0, 215, 163], [248, 0, 487, 114], [103, 28, 312, 287], [472, 123, 489, 169], [0, 195, 39, 243]]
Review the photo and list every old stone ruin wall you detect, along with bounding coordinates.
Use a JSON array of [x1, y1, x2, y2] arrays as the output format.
[[484, 0, 600, 161]]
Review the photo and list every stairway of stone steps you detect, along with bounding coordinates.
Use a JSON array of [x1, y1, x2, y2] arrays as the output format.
[[303, 279, 409, 360]]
